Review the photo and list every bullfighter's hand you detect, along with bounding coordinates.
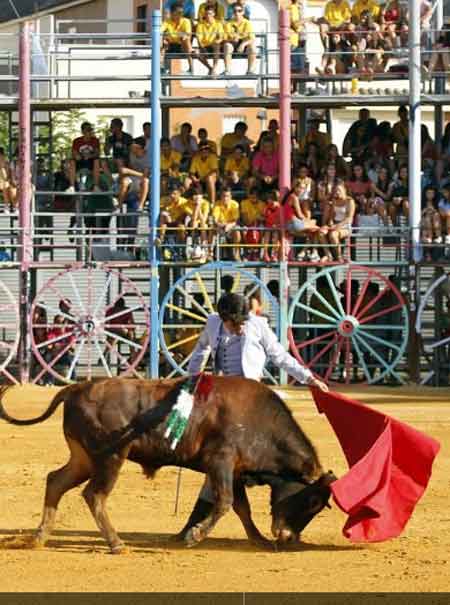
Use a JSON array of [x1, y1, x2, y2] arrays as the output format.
[[309, 376, 329, 392]]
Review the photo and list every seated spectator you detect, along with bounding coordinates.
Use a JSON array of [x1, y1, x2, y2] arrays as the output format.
[[424, 24, 450, 77], [240, 187, 264, 259], [438, 185, 450, 245], [368, 165, 393, 224], [323, 144, 348, 178], [295, 163, 316, 211], [161, 137, 182, 178], [354, 11, 386, 74], [212, 187, 241, 260], [171, 122, 198, 172], [185, 186, 210, 260], [368, 121, 394, 172], [317, 30, 352, 74], [342, 108, 377, 160], [197, 128, 218, 155], [381, 0, 404, 56], [262, 190, 282, 262], [189, 142, 218, 204], [314, 0, 352, 49], [117, 137, 150, 210], [161, 4, 194, 75], [318, 184, 355, 262], [225, 170, 247, 202], [220, 121, 252, 159], [392, 105, 409, 165], [421, 124, 440, 185], [66, 122, 100, 193], [198, 0, 225, 22], [223, 4, 256, 75], [281, 180, 319, 260], [103, 118, 133, 178], [195, 6, 225, 76], [289, 0, 306, 73], [302, 141, 322, 180], [160, 186, 190, 260], [224, 144, 250, 180], [317, 162, 344, 212], [226, 0, 251, 21], [298, 117, 331, 161], [389, 164, 409, 224], [105, 297, 136, 353], [346, 162, 373, 214], [352, 0, 381, 22], [421, 187, 443, 259], [251, 137, 279, 192], [164, 0, 195, 21]]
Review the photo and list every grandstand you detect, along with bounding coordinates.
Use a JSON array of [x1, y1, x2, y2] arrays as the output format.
[[0, 0, 448, 387]]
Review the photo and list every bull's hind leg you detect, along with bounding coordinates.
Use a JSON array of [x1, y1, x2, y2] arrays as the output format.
[[232, 481, 273, 549], [82, 453, 126, 554], [35, 437, 92, 547], [185, 454, 234, 547]]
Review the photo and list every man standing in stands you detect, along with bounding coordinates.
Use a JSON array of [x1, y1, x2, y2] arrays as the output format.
[[66, 122, 101, 193]]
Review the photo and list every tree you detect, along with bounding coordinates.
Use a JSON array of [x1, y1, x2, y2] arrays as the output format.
[[51, 108, 89, 160]]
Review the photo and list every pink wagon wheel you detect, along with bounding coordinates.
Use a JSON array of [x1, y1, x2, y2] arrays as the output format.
[[30, 266, 150, 384], [0, 278, 20, 384], [287, 265, 409, 385]]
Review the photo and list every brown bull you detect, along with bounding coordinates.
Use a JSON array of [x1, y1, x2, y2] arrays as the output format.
[[0, 377, 334, 553]]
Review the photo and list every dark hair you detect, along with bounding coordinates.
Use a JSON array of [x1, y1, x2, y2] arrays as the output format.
[[170, 2, 184, 13], [235, 121, 247, 132], [217, 293, 249, 324], [160, 137, 171, 146], [198, 128, 207, 135], [350, 162, 369, 182], [181, 122, 192, 132], [422, 186, 438, 205], [220, 274, 235, 293], [133, 136, 146, 148], [111, 118, 123, 128], [81, 121, 92, 131], [266, 279, 279, 299], [143, 122, 151, 129]]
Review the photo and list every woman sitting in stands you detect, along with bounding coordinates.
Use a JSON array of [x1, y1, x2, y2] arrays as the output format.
[[421, 186, 443, 261], [346, 162, 373, 215], [322, 144, 348, 179], [317, 162, 344, 213], [318, 183, 355, 263], [367, 164, 393, 226], [281, 178, 319, 261]]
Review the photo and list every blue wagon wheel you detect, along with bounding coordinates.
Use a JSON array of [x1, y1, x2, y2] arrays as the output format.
[[159, 262, 279, 378], [415, 271, 450, 385], [287, 264, 409, 385]]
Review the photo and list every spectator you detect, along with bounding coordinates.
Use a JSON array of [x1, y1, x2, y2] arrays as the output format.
[[267, 118, 280, 150], [421, 124, 440, 185], [421, 186, 442, 259], [160, 186, 190, 260], [317, 162, 344, 212], [281, 179, 319, 260], [225, 169, 247, 202], [185, 186, 210, 260], [198, 0, 225, 22], [220, 121, 252, 159], [221, 273, 235, 294], [289, 0, 306, 73], [212, 187, 241, 260], [197, 128, 218, 155], [224, 144, 250, 180], [164, 0, 195, 21], [342, 108, 377, 160], [224, 4, 256, 75], [195, 6, 225, 76], [226, 0, 251, 21], [251, 137, 279, 191], [240, 186, 265, 260], [298, 118, 331, 160], [143, 122, 151, 150], [392, 105, 409, 164], [189, 142, 219, 205], [368, 165, 393, 224], [117, 137, 150, 210], [315, 0, 352, 49], [424, 24, 450, 77], [104, 118, 133, 176], [352, 0, 381, 22], [0, 148, 13, 212], [295, 162, 316, 211], [66, 121, 100, 193], [105, 297, 136, 355], [302, 141, 322, 180], [438, 185, 450, 245], [368, 121, 394, 171], [171, 122, 198, 172], [161, 137, 182, 177], [346, 162, 373, 214], [323, 144, 348, 178], [389, 163, 409, 224], [161, 4, 194, 75], [318, 183, 355, 262], [261, 190, 281, 262]]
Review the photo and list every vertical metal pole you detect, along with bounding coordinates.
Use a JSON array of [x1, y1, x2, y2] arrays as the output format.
[[409, 0, 422, 263], [150, 10, 161, 379], [279, 7, 291, 385], [19, 22, 33, 383]]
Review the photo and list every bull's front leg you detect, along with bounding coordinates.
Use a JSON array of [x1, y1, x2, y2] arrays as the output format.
[[184, 456, 234, 548], [232, 481, 273, 549]]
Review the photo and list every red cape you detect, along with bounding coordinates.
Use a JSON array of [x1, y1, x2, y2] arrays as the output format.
[[311, 388, 440, 542]]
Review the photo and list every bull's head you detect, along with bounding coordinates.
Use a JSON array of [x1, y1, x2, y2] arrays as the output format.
[[270, 471, 336, 544]]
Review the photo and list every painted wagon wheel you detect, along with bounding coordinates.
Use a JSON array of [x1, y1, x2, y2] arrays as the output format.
[[30, 265, 150, 384], [288, 265, 409, 385], [159, 262, 279, 378], [0, 278, 20, 384], [415, 271, 450, 385]]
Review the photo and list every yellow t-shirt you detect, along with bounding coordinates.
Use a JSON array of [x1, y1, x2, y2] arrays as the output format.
[[190, 154, 219, 179], [196, 19, 225, 47], [324, 0, 351, 27], [185, 197, 210, 217], [212, 200, 240, 223], [351, 0, 381, 20], [289, 3, 303, 47], [161, 17, 192, 44], [161, 150, 182, 173], [224, 155, 250, 178], [166, 196, 189, 222], [197, 1, 225, 22], [240, 198, 265, 225], [224, 18, 254, 41], [298, 131, 332, 155]]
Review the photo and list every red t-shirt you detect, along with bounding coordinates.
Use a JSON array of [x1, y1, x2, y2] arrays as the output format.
[[72, 135, 100, 160], [264, 203, 282, 228], [346, 179, 372, 197]]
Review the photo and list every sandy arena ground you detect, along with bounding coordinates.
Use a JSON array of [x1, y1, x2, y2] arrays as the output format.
[[0, 383, 448, 593]]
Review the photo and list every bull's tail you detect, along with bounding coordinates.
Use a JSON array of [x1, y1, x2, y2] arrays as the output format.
[[0, 384, 77, 426]]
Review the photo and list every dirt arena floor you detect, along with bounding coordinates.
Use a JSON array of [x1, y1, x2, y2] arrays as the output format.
[[0, 383, 449, 593]]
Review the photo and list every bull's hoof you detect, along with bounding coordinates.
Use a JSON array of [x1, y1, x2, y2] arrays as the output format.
[[184, 525, 204, 548], [110, 542, 129, 555]]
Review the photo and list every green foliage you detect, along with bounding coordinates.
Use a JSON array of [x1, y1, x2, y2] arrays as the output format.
[[52, 108, 89, 159], [0, 112, 10, 152]]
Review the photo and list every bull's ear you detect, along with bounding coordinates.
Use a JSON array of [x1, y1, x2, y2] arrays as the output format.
[[319, 471, 337, 487]]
